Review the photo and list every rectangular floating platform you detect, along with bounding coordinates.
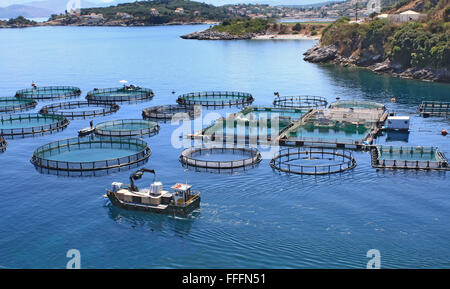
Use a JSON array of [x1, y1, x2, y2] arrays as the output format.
[[418, 101, 450, 117], [371, 145, 449, 170], [277, 108, 388, 149]]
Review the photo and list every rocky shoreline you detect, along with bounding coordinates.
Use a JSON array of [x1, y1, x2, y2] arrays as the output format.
[[181, 28, 257, 40], [303, 44, 449, 83], [180, 28, 319, 40]]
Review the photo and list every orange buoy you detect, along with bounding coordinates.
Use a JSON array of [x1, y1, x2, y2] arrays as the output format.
[[391, 97, 396, 103], [442, 129, 448, 136]]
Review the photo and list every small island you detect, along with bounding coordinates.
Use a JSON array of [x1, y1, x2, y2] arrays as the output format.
[[181, 18, 328, 40]]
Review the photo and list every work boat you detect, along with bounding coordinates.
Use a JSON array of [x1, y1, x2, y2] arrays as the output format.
[[106, 168, 200, 216]]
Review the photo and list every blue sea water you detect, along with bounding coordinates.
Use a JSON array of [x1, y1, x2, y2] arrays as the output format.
[[0, 25, 449, 269]]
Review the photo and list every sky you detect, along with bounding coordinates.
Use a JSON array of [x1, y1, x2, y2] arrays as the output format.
[[0, 0, 339, 8]]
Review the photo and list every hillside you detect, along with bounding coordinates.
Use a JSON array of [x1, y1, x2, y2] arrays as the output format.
[[304, 0, 450, 82], [47, 0, 233, 26], [0, 4, 53, 18]]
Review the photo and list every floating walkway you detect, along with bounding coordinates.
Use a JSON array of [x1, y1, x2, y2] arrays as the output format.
[[39, 101, 120, 119], [0, 137, 6, 152], [417, 101, 450, 117], [180, 146, 262, 170], [273, 95, 328, 109], [177, 91, 254, 108], [31, 136, 151, 172], [142, 104, 200, 121], [270, 147, 356, 175], [86, 87, 154, 103], [371, 145, 449, 170], [94, 119, 160, 137], [15, 86, 81, 100], [0, 113, 69, 137], [0, 97, 37, 113]]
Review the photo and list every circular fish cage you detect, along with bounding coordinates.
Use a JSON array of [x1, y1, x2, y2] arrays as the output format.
[[177, 91, 254, 108], [31, 136, 151, 172], [15, 86, 81, 100], [142, 104, 200, 121], [270, 147, 356, 175], [94, 119, 160, 137], [0, 113, 69, 137], [179, 146, 262, 170], [39, 101, 120, 119], [273, 95, 328, 109], [0, 97, 37, 113], [0, 137, 7, 152], [86, 87, 154, 103]]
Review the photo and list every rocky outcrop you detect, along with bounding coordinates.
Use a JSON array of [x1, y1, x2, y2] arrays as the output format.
[[303, 44, 449, 83], [181, 29, 255, 40], [303, 45, 337, 63]]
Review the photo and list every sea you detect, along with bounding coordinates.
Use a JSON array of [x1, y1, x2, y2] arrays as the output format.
[[0, 25, 449, 268]]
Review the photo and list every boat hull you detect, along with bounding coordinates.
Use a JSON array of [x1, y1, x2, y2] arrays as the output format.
[[106, 191, 200, 217]]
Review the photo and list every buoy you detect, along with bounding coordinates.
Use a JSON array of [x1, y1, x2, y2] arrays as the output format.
[[442, 129, 448, 136], [391, 97, 396, 103], [336, 96, 340, 100]]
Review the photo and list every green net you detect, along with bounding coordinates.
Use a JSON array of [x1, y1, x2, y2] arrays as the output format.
[[0, 97, 37, 113], [31, 135, 151, 171], [86, 87, 154, 103], [95, 119, 160, 137], [15, 86, 81, 100]]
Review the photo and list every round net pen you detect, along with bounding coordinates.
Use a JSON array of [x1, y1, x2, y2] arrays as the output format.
[[94, 119, 160, 137], [31, 136, 152, 172], [177, 91, 254, 108], [0, 113, 69, 137], [0, 97, 37, 113], [86, 87, 154, 103], [179, 146, 262, 170], [273, 95, 328, 109], [39, 101, 120, 119], [142, 104, 200, 121], [15, 86, 81, 100], [0, 137, 7, 152], [270, 147, 356, 175]]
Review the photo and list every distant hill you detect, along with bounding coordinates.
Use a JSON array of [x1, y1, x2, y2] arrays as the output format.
[[0, 0, 113, 18], [0, 4, 53, 18]]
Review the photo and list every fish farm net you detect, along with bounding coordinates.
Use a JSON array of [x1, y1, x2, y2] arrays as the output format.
[[417, 101, 450, 117], [15, 86, 81, 100], [142, 105, 201, 121], [0, 137, 6, 152], [199, 114, 292, 145], [177, 91, 254, 108], [31, 136, 151, 172], [0, 113, 69, 137], [371, 145, 449, 170], [0, 97, 37, 113], [273, 95, 328, 109], [329, 100, 385, 111], [240, 106, 306, 121], [94, 119, 160, 137], [86, 87, 154, 103], [180, 146, 262, 169], [39, 101, 120, 119], [270, 147, 357, 175]]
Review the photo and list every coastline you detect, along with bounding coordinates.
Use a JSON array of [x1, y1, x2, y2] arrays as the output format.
[[252, 34, 320, 40], [303, 44, 450, 83]]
